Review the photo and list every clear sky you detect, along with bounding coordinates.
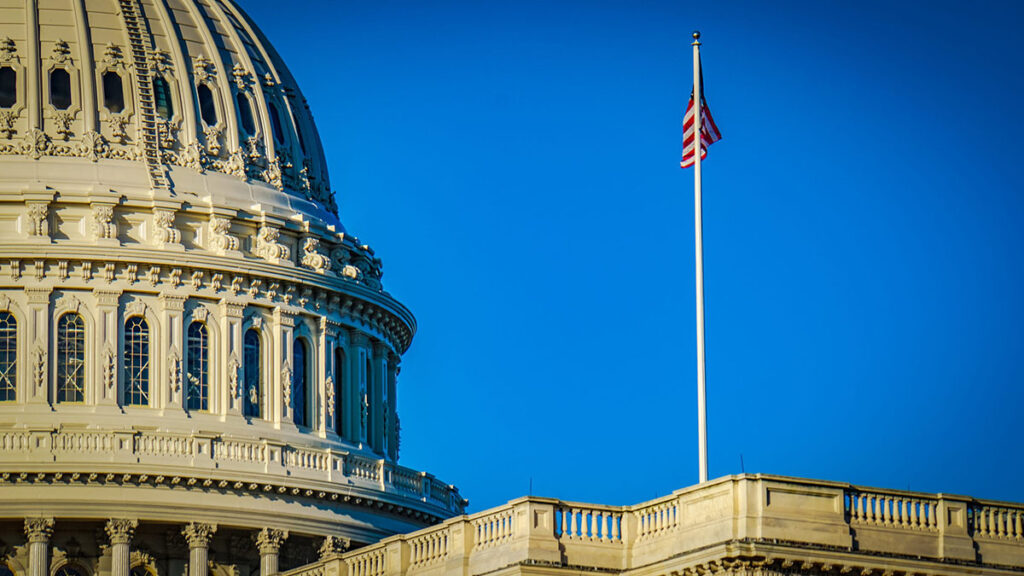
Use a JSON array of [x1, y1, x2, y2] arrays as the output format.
[[241, 0, 1024, 511]]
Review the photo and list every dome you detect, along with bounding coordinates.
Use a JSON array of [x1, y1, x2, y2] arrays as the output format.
[[0, 0, 464, 566], [0, 0, 338, 224]]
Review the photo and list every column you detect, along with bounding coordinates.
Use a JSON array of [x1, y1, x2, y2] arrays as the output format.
[[159, 293, 186, 410], [182, 523, 216, 576], [316, 317, 331, 438], [220, 300, 245, 416], [93, 289, 122, 406], [105, 519, 138, 576], [348, 331, 369, 445], [272, 308, 294, 428], [386, 353, 400, 461], [254, 528, 288, 576], [24, 518, 54, 576], [372, 341, 388, 454], [24, 288, 51, 405]]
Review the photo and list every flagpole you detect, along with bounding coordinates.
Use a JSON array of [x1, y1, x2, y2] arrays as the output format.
[[692, 31, 708, 484]]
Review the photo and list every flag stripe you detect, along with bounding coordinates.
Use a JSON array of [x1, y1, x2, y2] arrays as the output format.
[[680, 91, 721, 168]]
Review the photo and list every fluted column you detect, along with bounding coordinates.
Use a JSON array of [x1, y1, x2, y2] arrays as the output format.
[[24, 518, 54, 576], [105, 519, 138, 576], [255, 528, 288, 576], [182, 523, 216, 576]]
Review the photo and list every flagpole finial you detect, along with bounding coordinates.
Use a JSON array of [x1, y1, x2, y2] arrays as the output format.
[[692, 31, 701, 45]]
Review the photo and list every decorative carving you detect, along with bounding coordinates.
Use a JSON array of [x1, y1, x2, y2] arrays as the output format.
[[103, 262, 115, 283], [79, 130, 107, 161], [55, 294, 82, 314], [169, 353, 182, 394], [105, 518, 138, 545], [262, 73, 276, 87], [181, 523, 216, 548], [110, 114, 131, 144], [153, 50, 172, 74], [0, 37, 15, 62], [254, 528, 288, 554], [254, 226, 289, 262], [247, 279, 262, 298], [190, 271, 203, 290], [25, 128, 50, 159], [102, 43, 124, 67], [232, 63, 252, 91], [229, 276, 242, 295], [249, 315, 263, 330], [210, 273, 223, 291], [192, 55, 215, 83], [341, 264, 360, 280], [301, 238, 331, 274], [91, 204, 117, 240], [318, 536, 350, 558], [103, 345, 116, 391], [0, 294, 10, 311], [57, 260, 68, 279], [157, 117, 180, 149], [81, 262, 91, 281], [263, 157, 283, 190], [169, 268, 182, 287], [24, 518, 54, 542], [203, 124, 223, 156], [192, 306, 209, 323], [125, 264, 138, 283], [25, 201, 49, 237], [0, 110, 17, 139], [52, 40, 71, 63], [147, 267, 160, 286], [224, 148, 247, 179], [282, 366, 292, 409], [125, 299, 147, 318], [182, 140, 207, 172], [151, 209, 180, 248], [208, 216, 238, 254], [54, 111, 74, 140], [32, 346, 46, 394], [228, 357, 240, 400], [325, 376, 335, 420]]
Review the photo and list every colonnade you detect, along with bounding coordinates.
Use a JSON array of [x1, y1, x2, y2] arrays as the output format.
[[19, 519, 323, 576]]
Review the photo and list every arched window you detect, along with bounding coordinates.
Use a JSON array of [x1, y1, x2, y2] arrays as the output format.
[[153, 76, 173, 119], [0, 67, 16, 108], [197, 84, 217, 126], [123, 316, 150, 406], [56, 313, 86, 403], [292, 339, 307, 427], [102, 71, 124, 113], [236, 92, 255, 135], [186, 322, 209, 411], [50, 68, 72, 110], [334, 347, 345, 436], [243, 329, 261, 418], [0, 312, 16, 402]]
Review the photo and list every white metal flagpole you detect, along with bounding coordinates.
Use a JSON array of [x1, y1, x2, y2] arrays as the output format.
[[692, 31, 708, 484]]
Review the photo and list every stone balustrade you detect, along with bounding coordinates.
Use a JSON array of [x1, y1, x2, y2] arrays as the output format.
[[0, 426, 464, 517], [281, 474, 1024, 576]]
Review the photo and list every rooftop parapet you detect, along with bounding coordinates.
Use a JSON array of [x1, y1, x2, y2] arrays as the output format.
[[283, 474, 1024, 576]]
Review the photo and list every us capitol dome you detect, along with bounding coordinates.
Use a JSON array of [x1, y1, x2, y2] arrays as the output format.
[[0, 1, 464, 576]]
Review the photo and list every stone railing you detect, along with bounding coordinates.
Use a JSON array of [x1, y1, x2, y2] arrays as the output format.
[[0, 426, 464, 516], [281, 474, 1024, 576]]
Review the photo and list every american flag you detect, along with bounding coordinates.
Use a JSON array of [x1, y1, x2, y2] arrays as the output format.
[[679, 90, 722, 168]]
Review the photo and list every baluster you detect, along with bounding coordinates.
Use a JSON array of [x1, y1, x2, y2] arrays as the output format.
[[999, 509, 1008, 537], [570, 508, 578, 538], [639, 511, 647, 537], [911, 499, 919, 528], [1015, 511, 1023, 540], [978, 508, 989, 536], [899, 498, 908, 527]]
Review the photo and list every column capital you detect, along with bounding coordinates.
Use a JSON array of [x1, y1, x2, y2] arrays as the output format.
[[318, 536, 351, 559], [105, 518, 138, 545], [182, 523, 217, 548], [24, 518, 54, 543], [349, 330, 369, 348], [255, 528, 288, 555], [159, 292, 187, 311], [372, 340, 388, 356]]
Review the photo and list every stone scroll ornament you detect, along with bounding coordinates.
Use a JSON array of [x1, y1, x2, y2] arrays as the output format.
[[301, 238, 331, 274], [254, 226, 289, 262], [91, 205, 117, 240], [25, 202, 49, 237], [208, 215, 239, 254], [152, 209, 180, 247]]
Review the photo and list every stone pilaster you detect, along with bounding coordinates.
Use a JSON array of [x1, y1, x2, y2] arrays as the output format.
[[372, 341, 388, 454], [94, 289, 122, 406], [182, 523, 216, 576], [254, 528, 288, 576], [24, 518, 54, 576], [220, 300, 245, 416], [387, 352, 401, 461], [159, 293, 186, 410], [105, 519, 138, 576], [348, 331, 370, 445], [24, 288, 51, 405], [272, 308, 295, 428], [323, 321, 339, 438]]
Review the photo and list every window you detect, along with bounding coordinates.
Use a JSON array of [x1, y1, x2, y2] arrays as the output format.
[[102, 71, 124, 113], [57, 313, 86, 403], [123, 316, 150, 406], [0, 312, 15, 402], [268, 101, 284, 143], [334, 347, 345, 435], [0, 67, 15, 108], [154, 76, 173, 119], [243, 329, 261, 418], [186, 321, 209, 411], [50, 68, 72, 110], [197, 84, 217, 126], [236, 92, 255, 135], [292, 339, 307, 427]]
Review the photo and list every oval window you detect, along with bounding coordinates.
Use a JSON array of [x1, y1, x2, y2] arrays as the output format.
[[197, 84, 217, 126], [50, 68, 72, 110], [103, 71, 124, 113]]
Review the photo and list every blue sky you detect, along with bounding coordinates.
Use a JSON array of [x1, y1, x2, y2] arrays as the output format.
[[242, 0, 1024, 511]]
